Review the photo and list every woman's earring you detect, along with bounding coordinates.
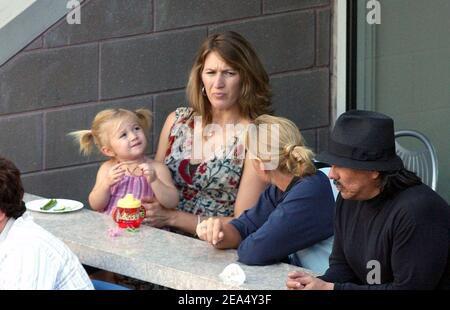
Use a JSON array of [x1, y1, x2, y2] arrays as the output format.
[[201, 86, 206, 96]]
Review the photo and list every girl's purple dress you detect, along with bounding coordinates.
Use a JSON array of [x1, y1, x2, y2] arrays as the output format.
[[104, 175, 153, 215]]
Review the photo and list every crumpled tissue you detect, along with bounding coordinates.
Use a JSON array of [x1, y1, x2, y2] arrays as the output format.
[[219, 263, 246, 286]]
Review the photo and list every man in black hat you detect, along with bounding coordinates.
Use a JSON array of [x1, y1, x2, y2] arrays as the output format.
[[286, 110, 450, 290]]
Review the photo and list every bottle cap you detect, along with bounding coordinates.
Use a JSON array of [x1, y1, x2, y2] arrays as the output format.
[[117, 193, 141, 209]]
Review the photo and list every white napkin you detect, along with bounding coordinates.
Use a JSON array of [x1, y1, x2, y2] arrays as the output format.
[[219, 263, 246, 286]]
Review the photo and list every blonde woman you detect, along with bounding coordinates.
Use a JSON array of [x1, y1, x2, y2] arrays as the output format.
[[70, 108, 178, 214], [197, 115, 335, 274]]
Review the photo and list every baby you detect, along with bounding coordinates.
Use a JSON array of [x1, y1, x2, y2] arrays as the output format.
[[70, 108, 179, 214]]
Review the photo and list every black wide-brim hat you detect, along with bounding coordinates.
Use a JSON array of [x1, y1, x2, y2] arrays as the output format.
[[316, 110, 404, 171]]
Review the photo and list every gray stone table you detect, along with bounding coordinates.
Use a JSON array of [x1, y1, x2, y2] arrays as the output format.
[[23, 193, 306, 290]]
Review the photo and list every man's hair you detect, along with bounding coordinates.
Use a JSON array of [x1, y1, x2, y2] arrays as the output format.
[[379, 168, 422, 198], [0, 156, 26, 219]]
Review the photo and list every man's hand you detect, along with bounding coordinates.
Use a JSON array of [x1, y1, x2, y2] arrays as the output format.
[[286, 271, 334, 290]]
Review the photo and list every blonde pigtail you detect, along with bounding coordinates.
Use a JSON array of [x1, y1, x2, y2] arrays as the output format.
[[68, 130, 96, 156], [135, 108, 153, 133]]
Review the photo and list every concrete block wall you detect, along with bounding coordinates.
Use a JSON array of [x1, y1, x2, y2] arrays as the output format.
[[0, 0, 333, 206]]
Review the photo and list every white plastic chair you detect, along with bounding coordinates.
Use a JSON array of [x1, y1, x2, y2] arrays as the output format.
[[395, 130, 438, 191]]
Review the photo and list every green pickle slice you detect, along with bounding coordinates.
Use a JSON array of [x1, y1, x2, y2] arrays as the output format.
[[40, 199, 57, 211]]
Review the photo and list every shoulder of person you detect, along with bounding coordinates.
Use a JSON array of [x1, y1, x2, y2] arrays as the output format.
[[165, 110, 177, 123], [308, 169, 330, 183], [7, 217, 58, 253], [394, 184, 450, 219], [292, 171, 331, 194], [97, 160, 116, 173], [146, 159, 167, 170], [174, 106, 194, 119]]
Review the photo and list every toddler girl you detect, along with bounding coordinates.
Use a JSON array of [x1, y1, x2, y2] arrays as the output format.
[[70, 108, 179, 214]]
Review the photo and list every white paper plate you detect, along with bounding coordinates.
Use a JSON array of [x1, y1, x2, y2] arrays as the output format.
[[26, 198, 84, 213]]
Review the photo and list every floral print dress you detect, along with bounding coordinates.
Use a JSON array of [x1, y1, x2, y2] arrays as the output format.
[[164, 107, 245, 217]]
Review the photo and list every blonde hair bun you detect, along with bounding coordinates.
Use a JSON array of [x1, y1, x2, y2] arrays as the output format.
[[251, 115, 316, 177]]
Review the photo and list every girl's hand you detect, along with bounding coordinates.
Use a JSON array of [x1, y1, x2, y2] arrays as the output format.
[[106, 162, 126, 186], [139, 163, 157, 183], [196, 217, 225, 246]]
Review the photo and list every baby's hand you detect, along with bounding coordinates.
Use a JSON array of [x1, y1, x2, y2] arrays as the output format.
[[107, 162, 126, 186], [139, 163, 157, 183]]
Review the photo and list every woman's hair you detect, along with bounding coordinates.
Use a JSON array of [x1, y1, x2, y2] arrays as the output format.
[[187, 31, 272, 124], [69, 108, 152, 156], [0, 157, 26, 219], [249, 115, 316, 177], [379, 168, 422, 198]]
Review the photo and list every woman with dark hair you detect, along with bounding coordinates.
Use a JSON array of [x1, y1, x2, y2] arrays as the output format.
[[0, 156, 93, 289], [143, 31, 273, 236]]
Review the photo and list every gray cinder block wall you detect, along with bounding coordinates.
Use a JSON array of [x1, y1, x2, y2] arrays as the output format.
[[0, 0, 332, 206]]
